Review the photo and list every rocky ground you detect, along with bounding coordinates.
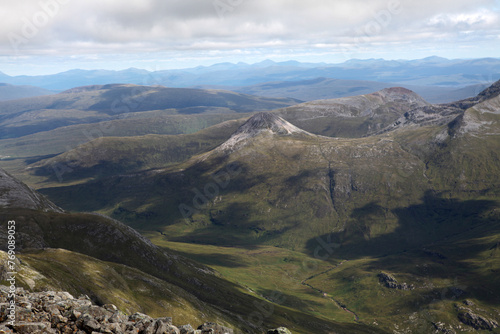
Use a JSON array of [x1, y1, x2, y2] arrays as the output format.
[[0, 286, 293, 334]]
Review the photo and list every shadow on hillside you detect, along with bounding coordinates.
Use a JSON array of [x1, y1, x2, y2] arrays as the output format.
[[166, 249, 248, 268], [305, 190, 500, 306], [305, 191, 499, 260]]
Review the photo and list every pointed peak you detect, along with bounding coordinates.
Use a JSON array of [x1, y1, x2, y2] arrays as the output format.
[[236, 112, 306, 136], [217, 112, 312, 152]]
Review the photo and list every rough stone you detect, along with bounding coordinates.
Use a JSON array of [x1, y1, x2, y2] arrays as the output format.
[[0, 286, 234, 334], [267, 327, 293, 334], [179, 324, 195, 334], [197, 322, 233, 334], [377, 272, 415, 290]]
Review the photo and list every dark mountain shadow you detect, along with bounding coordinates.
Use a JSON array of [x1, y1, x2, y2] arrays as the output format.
[[165, 248, 249, 268], [306, 191, 499, 260], [305, 190, 500, 307]]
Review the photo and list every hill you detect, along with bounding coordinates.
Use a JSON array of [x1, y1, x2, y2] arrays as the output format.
[[0, 83, 53, 101], [20, 87, 428, 184], [31, 119, 245, 182], [3, 57, 500, 91], [229, 78, 488, 104], [35, 81, 500, 333], [0, 167, 382, 334], [0, 84, 300, 139], [274, 87, 429, 138]]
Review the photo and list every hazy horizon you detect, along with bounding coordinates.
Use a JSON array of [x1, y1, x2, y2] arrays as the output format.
[[2, 55, 500, 77]]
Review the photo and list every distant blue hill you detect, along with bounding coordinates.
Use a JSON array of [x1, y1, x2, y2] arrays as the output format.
[[1, 57, 499, 99]]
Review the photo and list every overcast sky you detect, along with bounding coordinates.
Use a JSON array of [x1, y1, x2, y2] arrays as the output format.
[[1, 0, 499, 75]]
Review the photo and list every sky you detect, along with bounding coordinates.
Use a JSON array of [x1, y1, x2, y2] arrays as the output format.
[[0, 0, 499, 76]]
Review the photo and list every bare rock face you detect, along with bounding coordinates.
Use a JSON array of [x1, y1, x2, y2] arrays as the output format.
[[0, 168, 62, 212], [217, 112, 313, 152], [379, 80, 500, 134], [0, 286, 234, 334]]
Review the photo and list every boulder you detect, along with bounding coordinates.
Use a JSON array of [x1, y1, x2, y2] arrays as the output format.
[[267, 327, 292, 334], [179, 324, 195, 334], [197, 322, 233, 334]]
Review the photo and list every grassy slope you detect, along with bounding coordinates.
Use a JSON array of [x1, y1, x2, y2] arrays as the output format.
[[0, 113, 254, 186], [29, 119, 246, 184], [4, 249, 238, 327], [0, 84, 300, 139], [0, 208, 383, 334], [34, 102, 500, 333]]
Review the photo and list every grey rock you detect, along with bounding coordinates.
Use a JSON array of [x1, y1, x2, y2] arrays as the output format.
[[0, 287, 233, 334], [129, 312, 152, 323], [377, 272, 415, 290], [197, 322, 233, 334], [179, 324, 195, 334], [458, 309, 499, 330], [432, 322, 456, 334], [109, 310, 128, 324], [81, 314, 101, 332], [12, 321, 56, 334], [267, 327, 293, 334]]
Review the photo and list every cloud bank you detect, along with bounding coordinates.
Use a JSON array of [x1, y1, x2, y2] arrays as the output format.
[[0, 0, 499, 73]]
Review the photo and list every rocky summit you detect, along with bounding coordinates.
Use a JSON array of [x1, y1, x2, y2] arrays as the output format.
[[216, 112, 313, 152], [0, 286, 236, 334]]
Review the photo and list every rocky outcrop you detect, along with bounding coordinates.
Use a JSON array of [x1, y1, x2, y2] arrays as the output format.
[[432, 322, 456, 334], [0, 287, 234, 334], [457, 307, 499, 331], [216, 112, 313, 152], [377, 273, 415, 291], [267, 328, 292, 334]]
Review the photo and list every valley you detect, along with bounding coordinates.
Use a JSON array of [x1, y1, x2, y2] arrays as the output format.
[[1, 77, 500, 333]]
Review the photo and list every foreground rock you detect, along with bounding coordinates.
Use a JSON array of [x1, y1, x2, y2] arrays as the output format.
[[0, 286, 234, 334]]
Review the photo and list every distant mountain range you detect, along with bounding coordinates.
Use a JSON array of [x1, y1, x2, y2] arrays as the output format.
[[0, 83, 53, 101], [1, 57, 499, 103], [30, 81, 500, 333]]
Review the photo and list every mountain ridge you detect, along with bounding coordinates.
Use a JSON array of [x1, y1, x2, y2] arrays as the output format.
[[216, 112, 314, 153], [3, 57, 500, 91], [0, 168, 62, 212]]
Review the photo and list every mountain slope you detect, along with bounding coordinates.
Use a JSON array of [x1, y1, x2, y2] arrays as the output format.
[[33, 81, 500, 332], [273, 87, 430, 137], [230, 77, 486, 104], [31, 119, 246, 183], [0, 168, 62, 212], [36, 107, 500, 333], [0, 168, 382, 334], [0, 83, 53, 101], [0, 84, 301, 139]]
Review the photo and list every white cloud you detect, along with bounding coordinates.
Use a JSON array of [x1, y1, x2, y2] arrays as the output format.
[[0, 0, 499, 72]]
